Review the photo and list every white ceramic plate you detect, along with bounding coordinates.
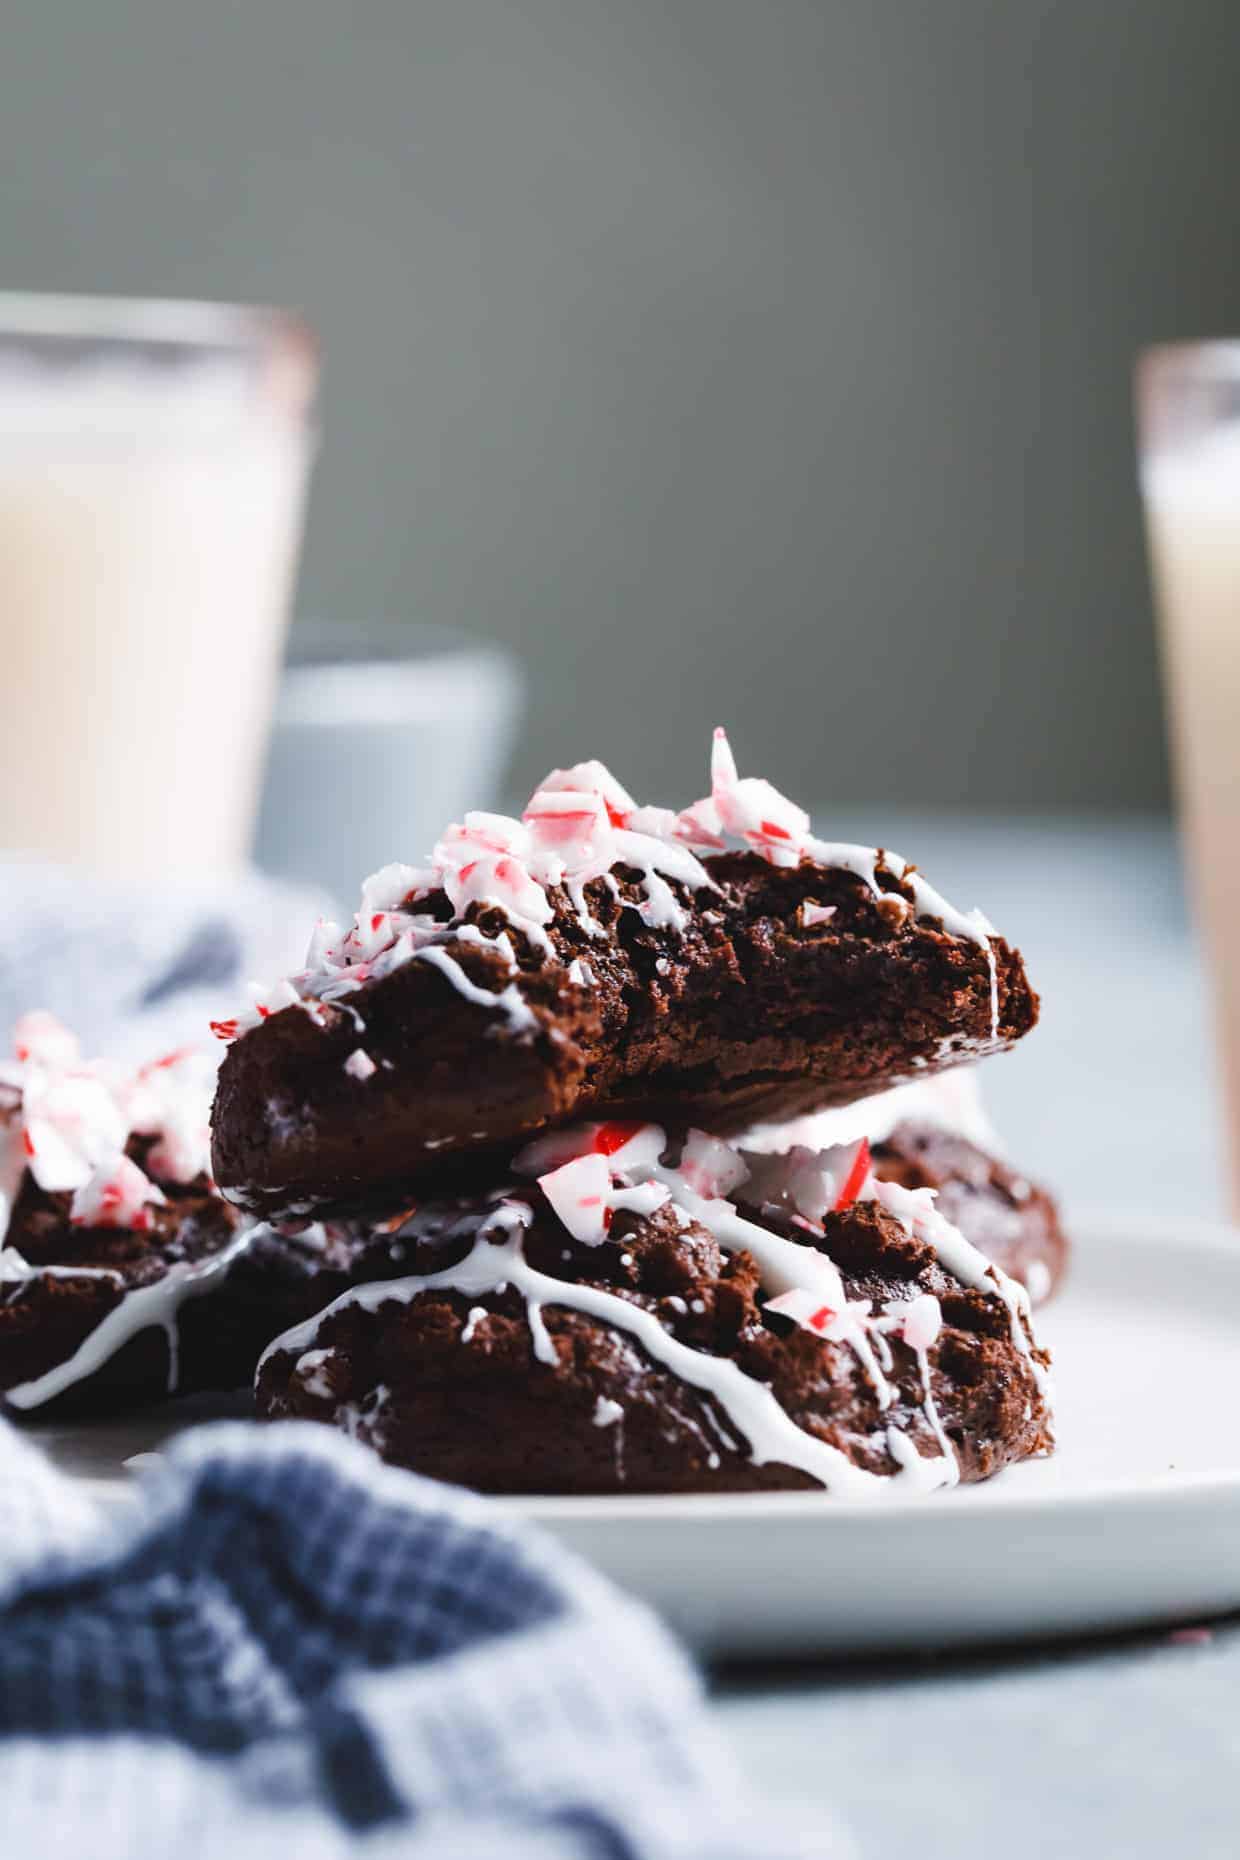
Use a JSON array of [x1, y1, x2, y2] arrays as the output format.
[[24, 1214, 1240, 1657]]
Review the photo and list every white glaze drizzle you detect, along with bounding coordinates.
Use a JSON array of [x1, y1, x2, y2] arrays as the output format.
[[292, 1347, 337, 1398], [0, 1247, 124, 1292], [873, 1295, 958, 1479], [4, 1222, 257, 1410], [867, 1176, 1050, 1401], [409, 945, 538, 1038], [459, 1305, 488, 1346], [638, 1150, 904, 1411], [522, 1120, 1047, 1421]]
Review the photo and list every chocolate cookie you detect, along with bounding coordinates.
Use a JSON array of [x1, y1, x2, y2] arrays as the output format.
[[0, 1016, 408, 1416], [870, 1125, 1067, 1306], [212, 732, 1037, 1221], [254, 1120, 1052, 1496], [740, 1073, 1067, 1303], [1, 1160, 248, 1416]]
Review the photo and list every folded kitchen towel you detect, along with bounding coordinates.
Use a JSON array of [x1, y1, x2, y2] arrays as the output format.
[[0, 1415, 806, 1860]]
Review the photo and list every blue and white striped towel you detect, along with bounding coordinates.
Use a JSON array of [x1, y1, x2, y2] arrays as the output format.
[[0, 1416, 806, 1860]]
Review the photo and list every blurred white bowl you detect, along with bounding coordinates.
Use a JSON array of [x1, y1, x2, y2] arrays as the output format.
[[254, 623, 524, 909]]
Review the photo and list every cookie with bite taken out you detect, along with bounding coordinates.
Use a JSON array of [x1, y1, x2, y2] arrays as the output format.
[[211, 732, 1038, 1223]]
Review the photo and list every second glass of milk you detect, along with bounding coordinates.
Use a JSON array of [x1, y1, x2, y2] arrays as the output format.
[[1139, 342, 1240, 1211], [0, 294, 317, 878]]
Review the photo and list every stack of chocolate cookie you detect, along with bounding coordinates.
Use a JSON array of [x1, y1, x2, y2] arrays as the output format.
[[210, 730, 1058, 1497]]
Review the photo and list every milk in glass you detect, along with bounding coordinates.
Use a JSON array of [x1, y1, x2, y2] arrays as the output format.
[[0, 298, 315, 876]]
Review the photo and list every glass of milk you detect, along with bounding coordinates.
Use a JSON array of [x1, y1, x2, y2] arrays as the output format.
[[1138, 343, 1240, 1208], [0, 293, 317, 877]]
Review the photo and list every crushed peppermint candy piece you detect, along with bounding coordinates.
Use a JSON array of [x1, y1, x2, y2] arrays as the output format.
[[678, 1130, 749, 1201], [742, 1144, 834, 1225], [70, 1154, 167, 1231], [737, 1136, 872, 1224], [832, 1137, 872, 1210], [522, 788, 615, 867], [515, 1119, 665, 1180], [766, 1286, 844, 1337], [801, 901, 837, 928], [128, 1050, 215, 1186], [594, 1120, 650, 1157], [595, 1121, 667, 1178], [360, 862, 433, 916], [344, 1048, 377, 1081], [539, 760, 637, 829], [704, 726, 810, 866], [0, 1019, 219, 1220], [538, 1151, 613, 1245], [12, 1011, 81, 1069], [21, 1068, 129, 1195], [445, 851, 554, 928]]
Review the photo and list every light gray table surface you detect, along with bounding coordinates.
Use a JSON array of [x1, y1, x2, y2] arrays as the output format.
[[709, 813, 1238, 1860]]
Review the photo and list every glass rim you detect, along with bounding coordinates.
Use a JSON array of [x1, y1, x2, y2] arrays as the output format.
[[0, 291, 319, 425], [1138, 338, 1240, 386], [0, 290, 313, 354], [287, 620, 516, 667]]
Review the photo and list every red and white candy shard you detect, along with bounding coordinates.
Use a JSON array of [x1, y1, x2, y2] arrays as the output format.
[[515, 1119, 665, 1180], [766, 1281, 848, 1338], [899, 1293, 943, 1353], [125, 1049, 216, 1185], [305, 917, 341, 970], [700, 726, 810, 866], [522, 788, 613, 865], [739, 1136, 872, 1226], [741, 1145, 832, 1225], [538, 760, 637, 829], [832, 1137, 872, 1210], [593, 1121, 664, 1171], [12, 1010, 81, 1070], [678, 1129, 750, 1200], [360, 862, 435, 917], [801, 902, 837, 928], [0, 1018, 218, 1228], [537, 1151, 613, 1246], [20, 1068, 129, 1195], [70, 1153, 167, 1231]]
